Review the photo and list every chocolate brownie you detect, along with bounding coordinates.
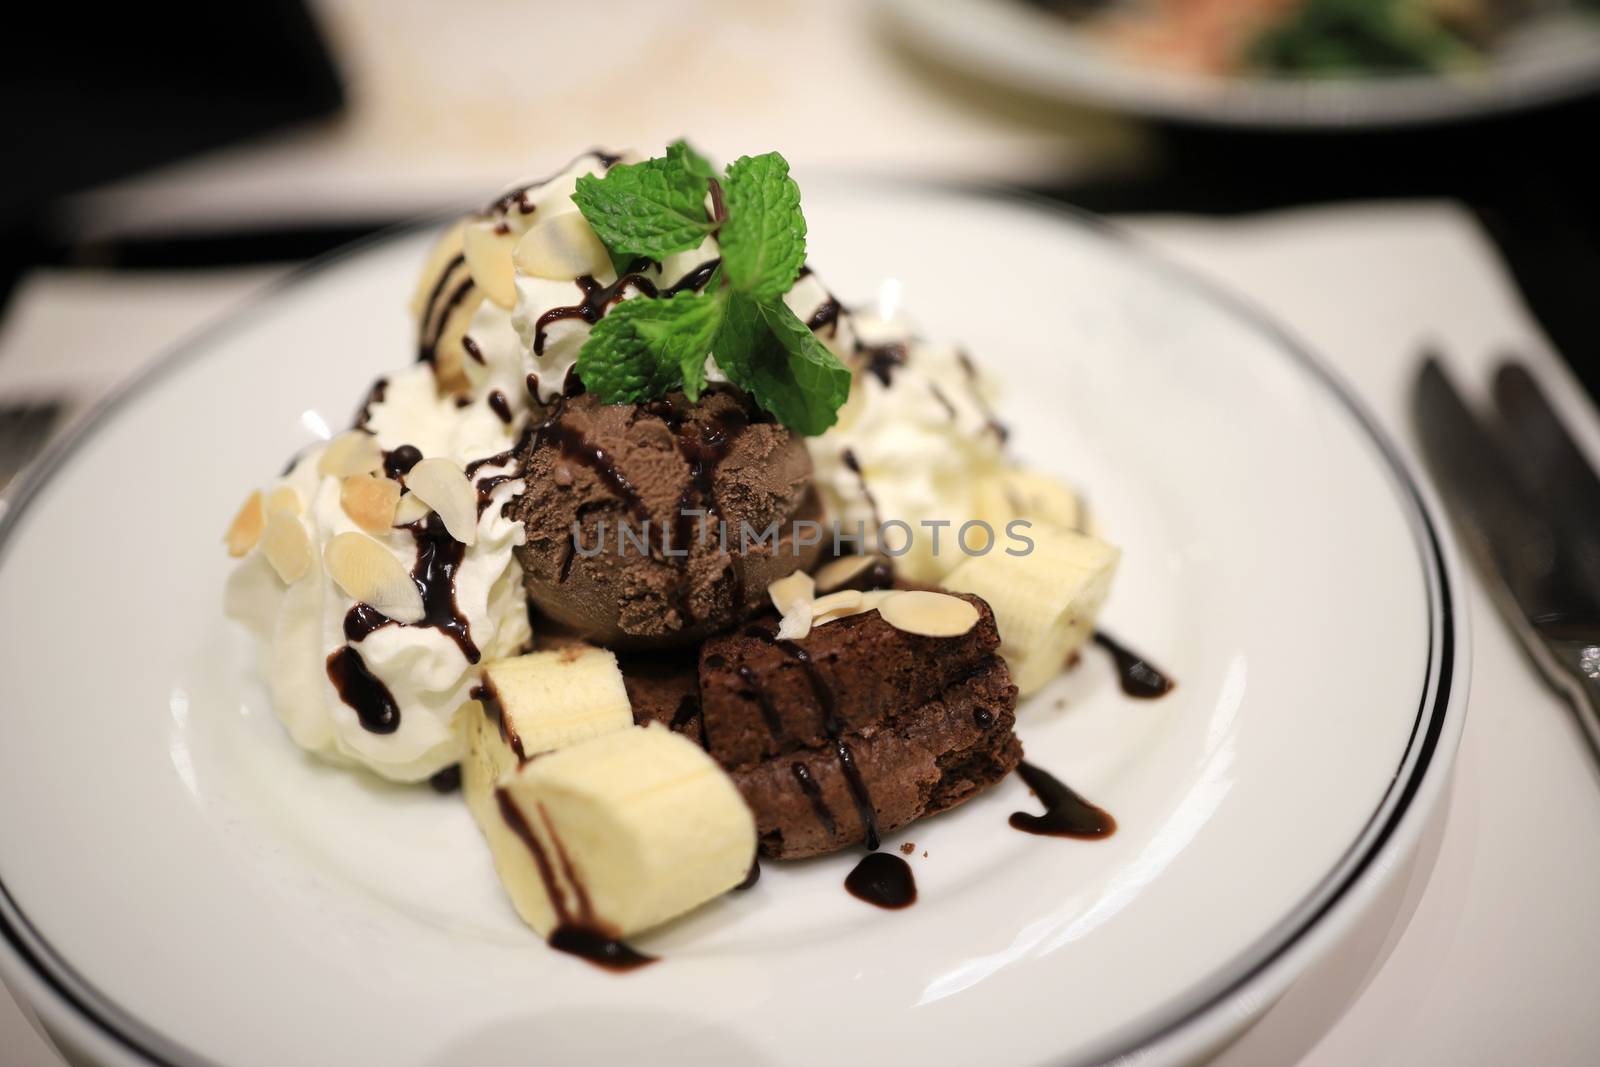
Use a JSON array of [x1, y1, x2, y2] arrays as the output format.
[[617, 650, 704, 747], [697, 593, 1003, 770], [732, 655, 1021, 858]]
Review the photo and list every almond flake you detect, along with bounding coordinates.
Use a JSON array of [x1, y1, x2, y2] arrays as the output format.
[[261, 510, 312, 582], [392, 491, 432, 526], [877, 590, 979, 638], [225, 491, 266, 557], [324, 532, 425, 623], [341, 474, 402, 533], [767, 570, 816, 617], [405, 457, 477, 544], [464, 220, 518, 309], [807, 589, 864, 627], [814, 554, 884, 593], [513, 211, 611, 280], [266, 486, 303, 515], [318, 430, 383, 478]]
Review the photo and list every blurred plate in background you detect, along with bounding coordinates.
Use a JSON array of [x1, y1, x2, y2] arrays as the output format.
[[880, 0, 1600, 127]]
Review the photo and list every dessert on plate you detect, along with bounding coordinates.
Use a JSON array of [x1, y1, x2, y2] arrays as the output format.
[[223, 143, 1149, 967]]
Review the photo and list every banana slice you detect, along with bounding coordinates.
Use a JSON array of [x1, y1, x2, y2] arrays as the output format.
[[975, 467, 1086, 534], [463, 646, 634, 833], [942, 524, 1119, 697], [408, 220, 481, 393], [489, 724, 756, 938]]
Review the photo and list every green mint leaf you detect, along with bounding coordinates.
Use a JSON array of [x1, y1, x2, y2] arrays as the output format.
[[576, 293, 722, 404], [719, 152, 807, 302], [713, 294, 850, 436], [572, 155, 714, 261], [668, 139, 719, 180]]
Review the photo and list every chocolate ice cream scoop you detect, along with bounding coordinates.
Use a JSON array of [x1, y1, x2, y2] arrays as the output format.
[[514, 388, 824, 649]]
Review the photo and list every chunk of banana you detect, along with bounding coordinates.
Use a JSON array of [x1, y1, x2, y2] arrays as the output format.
[[942, 524, 1119, 697], [974, 466, 1087, 535], [490, 724, 757, 938], [462, 646, 633, 834]]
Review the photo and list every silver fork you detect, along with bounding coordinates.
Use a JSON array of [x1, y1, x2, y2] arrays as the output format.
[[0, 401, 65, 499]]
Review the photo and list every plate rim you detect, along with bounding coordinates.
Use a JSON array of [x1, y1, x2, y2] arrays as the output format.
[[0, 182, 1468, 1067]]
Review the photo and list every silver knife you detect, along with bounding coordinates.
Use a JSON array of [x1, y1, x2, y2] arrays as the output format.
[[1413, 356, 1600, 752]]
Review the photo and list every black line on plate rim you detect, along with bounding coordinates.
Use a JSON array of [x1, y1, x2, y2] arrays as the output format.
[[0, 184, 1461, 1067]]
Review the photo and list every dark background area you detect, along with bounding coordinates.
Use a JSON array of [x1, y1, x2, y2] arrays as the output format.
[[2, 3, 1595, 401]]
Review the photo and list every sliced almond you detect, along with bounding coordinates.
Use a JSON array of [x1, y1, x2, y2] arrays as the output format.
[[464, 220, 518, 310], [877, 590, 979, 638], [392, 491, 432, 526], [814, 554, 887, 593], [768, 570, 816, 617], [405, 457, 477, 545], [318, 430, 384, 479], [225, 491, 266, 557], [261, 510, 312, 583], [266, 485, 303, 515], [775, 601, 813, 641], [324, 532, 425, 623], [341, 474, 402, 534], [810, 588, 898, 628], [513, 211, 611, 281], [809, 588, 863, 623]]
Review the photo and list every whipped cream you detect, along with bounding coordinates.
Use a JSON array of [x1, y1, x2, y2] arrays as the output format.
[[805, 311, 1008, 584], [226, 363, 529, 782]]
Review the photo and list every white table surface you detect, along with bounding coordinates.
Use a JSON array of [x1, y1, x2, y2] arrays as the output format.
[[4, 202, 1599, 1065]]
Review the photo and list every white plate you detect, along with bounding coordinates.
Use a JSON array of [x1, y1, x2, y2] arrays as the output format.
[[880, 0, 1600, 128], [0, 180, 1467, 1067]]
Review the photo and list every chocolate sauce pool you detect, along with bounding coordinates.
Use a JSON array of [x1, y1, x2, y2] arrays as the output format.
[[1009, 762, 1116, 839], [1092, 631, 1175, 699], [845, 852, 917, 909]]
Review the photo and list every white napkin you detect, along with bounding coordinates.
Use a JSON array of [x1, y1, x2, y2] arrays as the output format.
[[1124, 203, 1600, 1066]]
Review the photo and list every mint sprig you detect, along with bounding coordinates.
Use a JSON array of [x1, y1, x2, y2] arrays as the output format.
[[577, 291, 724, 404], [571, 146, 716, 261], [570, 141, 849, 436], [719, 153, 807, 302]]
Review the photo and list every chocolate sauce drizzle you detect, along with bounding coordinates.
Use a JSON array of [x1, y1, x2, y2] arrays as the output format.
[[538, 418, 648, 519], [343, 514, 480, 669], [428, 764, 462, 793], [419, 267, 474, 366], [839, 448, 882, 530], [791, 760, 838, 835], [1009, 762, 1116, 839], [497, 793, 655, 971], [739, 665, 786, 742], [735, 859, 762, 891], [859, 341, 909, 387], [845, 852, 917, 909], [807, 297, 845, 337], [325, 646, 400, 734], [738, 628, 882, 851], [473, 681, 528, 764], [383, 444, 422, 479], [670, 405, 748, 558], [356, 378, 388, 428], [1092, 631, 1175, 698], [955, 349, 1010, 444], [462, 336, 486, 365], [487, 390, 513, 424]]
